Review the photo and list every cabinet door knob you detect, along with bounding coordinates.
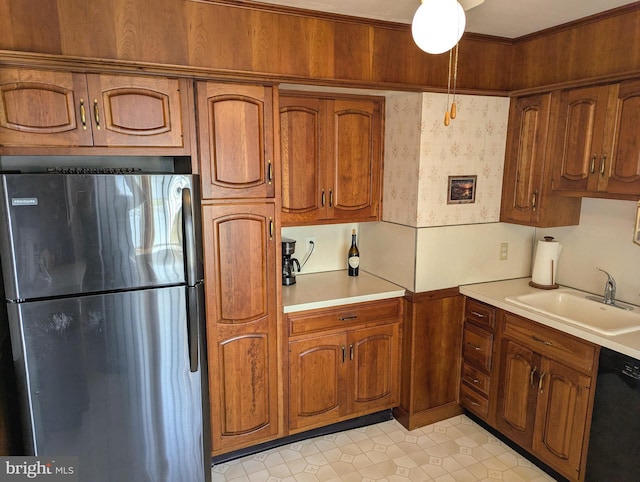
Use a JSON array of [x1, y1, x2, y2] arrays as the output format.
[[530, 366, 538, 387], [321, 189, 326, 207], [590, 155, 597, 174], [349, 344, 354, 361], [601, 155, 607, 175], [342, 345, 346, 363], [329, 189, 333, 207], [267, 160, 273, 185]]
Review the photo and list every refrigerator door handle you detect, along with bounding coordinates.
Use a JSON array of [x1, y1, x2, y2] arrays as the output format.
[[182, 187, 198, 287], [186, 284, 204, 373]]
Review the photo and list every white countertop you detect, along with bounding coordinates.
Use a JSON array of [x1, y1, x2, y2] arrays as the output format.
[[282, 270, 406, 313], [460, 277, 640, 359]]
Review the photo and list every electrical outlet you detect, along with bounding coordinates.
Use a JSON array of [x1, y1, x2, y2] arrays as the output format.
[[500, 242, 509, 260], [305, 236, 317, 252]]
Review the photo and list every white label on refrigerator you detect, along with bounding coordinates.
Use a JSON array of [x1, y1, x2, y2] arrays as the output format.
[[11, 198, 38, 206]]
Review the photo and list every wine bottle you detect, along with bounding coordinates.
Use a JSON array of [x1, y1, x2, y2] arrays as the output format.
[[348, 229, 359, 277]]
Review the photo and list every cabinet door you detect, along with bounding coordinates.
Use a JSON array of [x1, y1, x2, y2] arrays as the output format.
[[279, 96, 325, 224], [202, 203, 278, 453], [288, 333, 348, 432], [496, 339, 538, 449], [532, 357, 591, 480], [197, 83, 275, 199], [500, 95, 549, 224], [326, 99, 382, 222], [605, 79, 640, 196], [0, 68, 93, 147], [348, 324, 400, 415], [551, 85, 613, 194], [86, 74, 189, 149]]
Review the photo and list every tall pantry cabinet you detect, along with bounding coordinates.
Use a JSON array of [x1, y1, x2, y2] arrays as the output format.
[[196, 82, 282, 455]]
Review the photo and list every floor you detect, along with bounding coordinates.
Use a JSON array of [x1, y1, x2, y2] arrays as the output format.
[[211, 415, 556, 481]]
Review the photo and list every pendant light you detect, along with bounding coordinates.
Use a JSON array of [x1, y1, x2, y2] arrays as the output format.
[[411, 0, 466, 55]]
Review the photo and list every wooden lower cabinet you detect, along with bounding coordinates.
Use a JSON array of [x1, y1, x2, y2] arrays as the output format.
[[493, 311, 598, 482], [286, 299, 402, 433], [394, 289, 464, 430], [202, 202, 281, 455]]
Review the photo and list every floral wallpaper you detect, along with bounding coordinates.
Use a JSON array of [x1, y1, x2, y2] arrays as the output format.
[[383, 92, 510, 227]]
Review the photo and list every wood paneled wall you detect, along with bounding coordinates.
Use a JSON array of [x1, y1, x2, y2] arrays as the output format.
[[0, 0, 639, 92], [0, 0, 512, 92], [510, 3, 640, 91]]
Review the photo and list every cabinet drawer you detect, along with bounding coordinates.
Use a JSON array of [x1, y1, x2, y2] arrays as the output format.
[[460, 383, 489, 419], [462, 322, 493, 372], [503, 313, 596, 373], [461, 363, 490, 397], [465, 298, 495, 330], [287, 298, 402, 336]]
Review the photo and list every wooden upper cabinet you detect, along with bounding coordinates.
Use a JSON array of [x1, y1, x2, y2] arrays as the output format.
[[604, 79, 640, 196], [550, 85, 613, 194], [197, 82, 275, 200], [0, 68, 190, 152], [279, 92, 383, 226], [0, 69, 93, 147], [550, 81, 640, 198], [280, 96, 323, 223], [500, 94, 581, 227], [86, 74, 188, 148]]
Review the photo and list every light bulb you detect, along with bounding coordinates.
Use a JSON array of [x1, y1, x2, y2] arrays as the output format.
[[411, 0, 466, 54]]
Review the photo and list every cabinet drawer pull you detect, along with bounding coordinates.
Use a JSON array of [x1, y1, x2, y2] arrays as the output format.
[[339, 315, 357, 321], [79, 99, 87, 129], [467, 342, 482, 351], [532, 335, 553, 346], [590, 155, 596, 174], [93, 99, 100, 130], [470, 311, 485, 318], [466, 376, 480, 384], [600, 155, 607, 175], [464, 397, 480, 407]]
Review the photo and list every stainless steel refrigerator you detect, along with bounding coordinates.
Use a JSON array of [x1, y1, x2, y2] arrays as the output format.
[[0, 172, 211, 482]]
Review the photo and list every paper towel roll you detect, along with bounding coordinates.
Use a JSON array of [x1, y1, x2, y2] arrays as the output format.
[[530, 237, 562, 288]]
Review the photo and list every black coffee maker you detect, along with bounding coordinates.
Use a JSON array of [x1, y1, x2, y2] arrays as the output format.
[[282, 237, 300, 286]]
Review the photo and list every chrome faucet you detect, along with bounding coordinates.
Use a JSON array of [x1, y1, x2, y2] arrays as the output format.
[[596, 267, 616, 305]]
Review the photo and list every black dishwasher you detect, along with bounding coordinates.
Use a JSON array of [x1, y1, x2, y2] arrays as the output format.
[[586, 347, 640, 481]]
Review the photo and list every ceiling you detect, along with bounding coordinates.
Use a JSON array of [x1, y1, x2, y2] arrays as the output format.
[[249, 0, 638, 38]]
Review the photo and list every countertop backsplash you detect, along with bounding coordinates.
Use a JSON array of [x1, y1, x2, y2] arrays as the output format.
[[537, 197, 640, 306]]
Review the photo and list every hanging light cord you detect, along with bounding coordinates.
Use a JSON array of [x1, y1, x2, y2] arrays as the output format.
[[444, 47, 453, 126], [451, 42, 459, 119]]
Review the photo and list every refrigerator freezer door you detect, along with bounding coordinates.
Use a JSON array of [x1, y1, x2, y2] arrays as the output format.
[[0, 174, 194, 301], [7, 286, 208, 482]]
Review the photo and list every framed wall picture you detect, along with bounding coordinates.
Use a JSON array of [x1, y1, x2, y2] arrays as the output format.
[[447, 175, 477, 204]]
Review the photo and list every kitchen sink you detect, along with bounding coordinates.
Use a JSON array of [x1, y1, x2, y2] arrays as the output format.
[[505, 289, 640, 336]]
